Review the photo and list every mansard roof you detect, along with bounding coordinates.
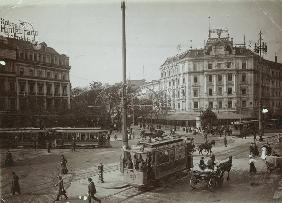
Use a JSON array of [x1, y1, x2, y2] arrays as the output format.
[[1, 37, 67, 57]]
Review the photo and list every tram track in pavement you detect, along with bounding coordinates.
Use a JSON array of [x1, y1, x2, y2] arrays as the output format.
[[103, 184, 160, 203], [70, 163, 120, 182]]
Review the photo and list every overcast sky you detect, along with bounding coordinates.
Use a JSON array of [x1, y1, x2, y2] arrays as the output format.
[[1, 0, 282, 88]]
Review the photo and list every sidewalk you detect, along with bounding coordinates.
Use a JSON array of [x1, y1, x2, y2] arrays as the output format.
[[63, 165, 129, 203]]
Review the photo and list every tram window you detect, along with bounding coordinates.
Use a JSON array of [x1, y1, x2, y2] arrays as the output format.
[[156, 150, 175, 165], [81, 133, 85, 141], [156, 150, 169, 165], [175, 146, 185, 160], [169, 149, 175, 162]]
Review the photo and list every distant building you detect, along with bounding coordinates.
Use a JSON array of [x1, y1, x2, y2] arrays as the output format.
[[140, 80, 160, 98], [115, 79, 146, 91], [0, 36, 71, 127], [159, 29, 282, 120]]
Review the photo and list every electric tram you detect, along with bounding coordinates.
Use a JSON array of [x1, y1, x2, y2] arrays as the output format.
[[0, 127, 110, 149], [122, 137, 194, 187], [51, 127, 110, 148], [0, 128, 46, 148]]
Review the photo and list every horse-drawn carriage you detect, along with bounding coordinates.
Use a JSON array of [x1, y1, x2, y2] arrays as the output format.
[[190, 156, 232, 191], [190, 168, 223, 191]]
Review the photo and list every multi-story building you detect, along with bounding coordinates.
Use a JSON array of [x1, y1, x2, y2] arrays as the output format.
[[159, 29, 282, 119], [0, 36, 71, 127]]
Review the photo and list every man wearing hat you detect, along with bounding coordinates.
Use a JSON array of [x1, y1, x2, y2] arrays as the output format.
[[88, 178, 101, 203]]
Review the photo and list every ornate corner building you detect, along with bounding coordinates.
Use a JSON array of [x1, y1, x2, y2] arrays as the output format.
[[159, 29, 282, 119], [0, 36, 71, 127]]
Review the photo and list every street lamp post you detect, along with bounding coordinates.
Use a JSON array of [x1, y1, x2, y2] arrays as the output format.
[[254, 30, 267, 141], [121, 1, 128, 150]]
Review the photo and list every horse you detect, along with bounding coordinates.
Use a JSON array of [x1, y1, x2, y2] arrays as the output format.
[[141, 130, 164, 140], [218, 156, 232, 181], [198, 140, 215, 155]]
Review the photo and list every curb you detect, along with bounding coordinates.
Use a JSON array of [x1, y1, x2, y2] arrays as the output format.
[[99, 183, 130, 189]]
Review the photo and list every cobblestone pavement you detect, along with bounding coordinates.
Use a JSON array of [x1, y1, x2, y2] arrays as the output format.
[[0, 129, 281, 203]]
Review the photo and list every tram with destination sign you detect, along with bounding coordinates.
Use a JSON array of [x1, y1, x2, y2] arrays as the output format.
[[51, 128, 110, 148], [0, 127, 110, 149], [122, 137, 194, 187], [0, 128, 46, 148]]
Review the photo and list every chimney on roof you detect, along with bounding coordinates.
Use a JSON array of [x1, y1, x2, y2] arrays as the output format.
[[275, 53, 277, 63]]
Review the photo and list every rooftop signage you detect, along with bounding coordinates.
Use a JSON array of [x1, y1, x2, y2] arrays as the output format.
[[0, 17, 38, 43]]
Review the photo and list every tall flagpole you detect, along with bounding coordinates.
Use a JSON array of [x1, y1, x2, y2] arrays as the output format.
[[121, 1, 128, 149]]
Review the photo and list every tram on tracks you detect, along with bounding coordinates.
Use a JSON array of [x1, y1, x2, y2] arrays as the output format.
[[0, 127, 110, 149], [51, 127, 110, 148], [122, 137, 194, 187], [231, 120, 258, 137], [0, 128, 46, 148]]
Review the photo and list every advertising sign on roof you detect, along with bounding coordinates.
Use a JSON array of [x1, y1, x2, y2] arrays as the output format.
[[0, 18, 38, 43]]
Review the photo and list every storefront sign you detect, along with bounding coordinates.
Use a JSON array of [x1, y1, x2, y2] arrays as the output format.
[[1, 18, 38, 42]]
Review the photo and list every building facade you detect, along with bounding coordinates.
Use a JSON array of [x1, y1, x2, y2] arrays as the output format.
[[159, 30, 282, 118], [0, 36, 71, 127]]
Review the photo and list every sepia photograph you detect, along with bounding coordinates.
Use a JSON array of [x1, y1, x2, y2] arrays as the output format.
[[0, 0, 282, 202]]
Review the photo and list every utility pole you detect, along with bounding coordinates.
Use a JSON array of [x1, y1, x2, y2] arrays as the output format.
[[121, 1, 128, 149], [254, 30, 267, 141]]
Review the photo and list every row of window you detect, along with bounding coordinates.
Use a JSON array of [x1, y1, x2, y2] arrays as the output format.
[[191, 86, 248, 97], [171, 99, 282, 111], [192, 100, 242, 109], [167, 73, 247, 88], [161, 61, 247, 78], [18, 67, 68, 80], [19, 82, 68, 96], [17, 51, 69, 66]]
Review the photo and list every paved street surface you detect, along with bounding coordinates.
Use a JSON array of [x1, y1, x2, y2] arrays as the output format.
[[1, 127, 281, 203]]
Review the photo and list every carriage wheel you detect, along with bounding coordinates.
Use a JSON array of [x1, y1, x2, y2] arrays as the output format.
[[190, 178, 198, 189], [208, 177, 217, 191]]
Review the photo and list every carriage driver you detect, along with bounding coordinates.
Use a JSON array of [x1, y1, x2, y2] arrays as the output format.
[[207, 153, 218, 170], [199, 157, 206, 170]]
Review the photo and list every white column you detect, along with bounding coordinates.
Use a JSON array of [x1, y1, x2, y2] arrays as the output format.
[[213, 74, 216, 94], [67, 83, 71, 109], [16, 78, 19, 111], [204, 75, 207, 95], [25, 80, 28, 94], [223, 74, 227, 94], [43, 82, 47, 96], [35, 81, 38, 95], [59, 83, 62, 96], [233, 73, 236, 93], [51, 83, 55, 96]]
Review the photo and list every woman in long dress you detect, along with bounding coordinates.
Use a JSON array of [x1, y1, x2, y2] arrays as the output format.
[[261, 146, 267, 160]]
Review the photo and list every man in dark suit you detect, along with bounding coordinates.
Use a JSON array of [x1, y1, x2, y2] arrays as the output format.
[[11, 171, 20, 195], [88, 178, 101, 203]]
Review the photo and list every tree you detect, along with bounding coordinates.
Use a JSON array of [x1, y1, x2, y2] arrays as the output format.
[[200, 107, 218, 134]]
